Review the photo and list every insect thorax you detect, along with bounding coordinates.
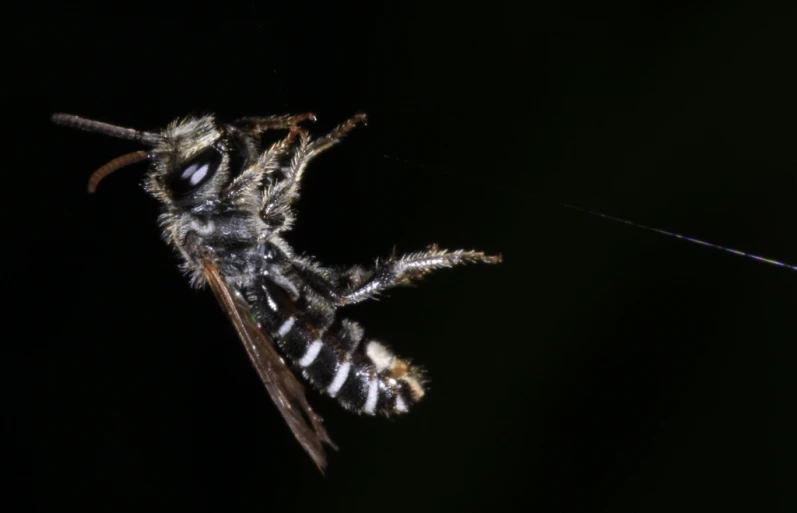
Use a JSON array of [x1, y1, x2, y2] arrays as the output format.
[[158, 204, 279, 288], [144, 115, 286, 287]]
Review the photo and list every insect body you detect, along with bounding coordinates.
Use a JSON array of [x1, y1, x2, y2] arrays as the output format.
[[52, 112, 501, 471]]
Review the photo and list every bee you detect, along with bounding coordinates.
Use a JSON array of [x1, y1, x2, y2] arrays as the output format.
[[52, 112, 502, 472]]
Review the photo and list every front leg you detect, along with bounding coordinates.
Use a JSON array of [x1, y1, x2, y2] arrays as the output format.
[[224, 126, 305, 200], [261, 114, 368, 232], [232, 112, 317, 134]]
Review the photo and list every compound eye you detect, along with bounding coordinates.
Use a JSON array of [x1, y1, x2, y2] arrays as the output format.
[[170, 146, 223, 196]]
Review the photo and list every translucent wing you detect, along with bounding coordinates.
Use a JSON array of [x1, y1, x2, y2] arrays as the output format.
[[200, 257, 337, 472]]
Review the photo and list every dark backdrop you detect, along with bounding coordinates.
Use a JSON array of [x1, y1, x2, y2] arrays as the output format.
[[7, 2, 796, 511]]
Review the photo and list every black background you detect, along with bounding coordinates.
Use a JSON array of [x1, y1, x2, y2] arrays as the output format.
[[7, 2, 796, 511]]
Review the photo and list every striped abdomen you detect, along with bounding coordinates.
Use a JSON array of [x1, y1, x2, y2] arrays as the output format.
[[243, 277, 424, 415]]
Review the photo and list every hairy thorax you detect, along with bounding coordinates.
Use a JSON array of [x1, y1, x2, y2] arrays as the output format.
[[160, 200, 279, 288]]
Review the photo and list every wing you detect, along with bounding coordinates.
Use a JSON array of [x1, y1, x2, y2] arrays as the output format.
[[200, 257, 337, 473]]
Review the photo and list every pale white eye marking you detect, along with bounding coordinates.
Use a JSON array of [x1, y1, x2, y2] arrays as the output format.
[[299, 340, 323, 367], [327, 360, 351, 397], [181, 162, 210, 186], [180, 163, 198, 179]]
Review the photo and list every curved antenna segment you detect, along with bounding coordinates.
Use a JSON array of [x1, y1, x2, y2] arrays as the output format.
[[88, 150, 150, 193]]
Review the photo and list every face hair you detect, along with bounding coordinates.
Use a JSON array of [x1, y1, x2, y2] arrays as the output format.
[[53, 110, 502, 471]]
